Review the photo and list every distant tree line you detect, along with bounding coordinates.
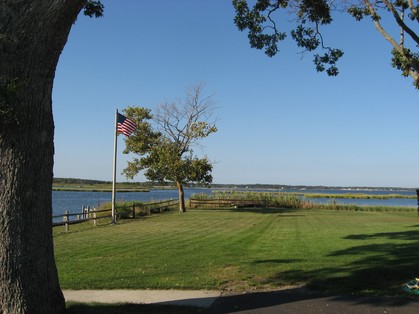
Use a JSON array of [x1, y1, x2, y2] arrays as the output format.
[[53, 178, 110, 185], [53, 178, 153, 187], [53, 178, 415, 192]]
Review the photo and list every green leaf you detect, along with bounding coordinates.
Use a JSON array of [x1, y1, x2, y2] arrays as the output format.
[[83, 1, 104, 18]]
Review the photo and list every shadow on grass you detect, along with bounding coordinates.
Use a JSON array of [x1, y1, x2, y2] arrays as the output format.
[[261, 225, 419, 296]]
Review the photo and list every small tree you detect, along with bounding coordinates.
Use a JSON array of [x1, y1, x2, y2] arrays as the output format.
[[122, 83, 217, 212]]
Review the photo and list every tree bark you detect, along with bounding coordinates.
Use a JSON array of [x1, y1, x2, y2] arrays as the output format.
[[0, 1, 85, 313], [177, 181, 186, 212]]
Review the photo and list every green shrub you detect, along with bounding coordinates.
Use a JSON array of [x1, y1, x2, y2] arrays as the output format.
[[97, 201, 144, 219]]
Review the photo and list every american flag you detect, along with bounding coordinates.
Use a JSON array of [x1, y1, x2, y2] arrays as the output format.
[[117, 112, 137, 137]]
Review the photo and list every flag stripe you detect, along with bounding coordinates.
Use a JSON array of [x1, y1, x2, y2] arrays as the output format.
[[117, 112, 137, 137]]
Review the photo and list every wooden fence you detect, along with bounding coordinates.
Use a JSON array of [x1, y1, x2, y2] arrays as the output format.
[[53, 199, 179, 231], [130, 199, 179, 217], [189, 198, 267, 208]]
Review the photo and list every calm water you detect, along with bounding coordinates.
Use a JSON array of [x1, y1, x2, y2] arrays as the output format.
[[52, 188, 210, 218], [52, 188, 418, 219]]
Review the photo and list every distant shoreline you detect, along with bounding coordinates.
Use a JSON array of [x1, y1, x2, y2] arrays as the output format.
[[53, 177, 418, 192], [52, 187, 150, 192], [52, 187, 416, 200]]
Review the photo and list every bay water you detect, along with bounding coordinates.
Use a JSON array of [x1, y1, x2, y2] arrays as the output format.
[[53, 188, 417, 220], [52, 188, 209, 219]]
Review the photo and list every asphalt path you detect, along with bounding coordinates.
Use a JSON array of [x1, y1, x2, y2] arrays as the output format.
[[207, 288, 419, 313], [64, 288, 419, 313]]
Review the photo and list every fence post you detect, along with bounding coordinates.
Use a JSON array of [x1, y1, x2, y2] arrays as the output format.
[[93, 208, 97, 226], [132, 204, 136, 219], [147, 204, 151, 216], [64, 210, 69, 232]]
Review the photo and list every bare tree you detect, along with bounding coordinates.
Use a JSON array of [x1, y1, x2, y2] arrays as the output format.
[[123, 83, 218, 212]]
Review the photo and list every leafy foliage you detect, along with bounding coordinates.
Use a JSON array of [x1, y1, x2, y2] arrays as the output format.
[[233, 0, 419, 88], [392, 48, 419, 88], [83, 1, 104, 18], [121, 84, 217, 198], [233, 0, 343, 76]]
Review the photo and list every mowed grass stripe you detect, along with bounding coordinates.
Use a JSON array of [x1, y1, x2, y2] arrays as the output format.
[[54, 208, 419, 294]]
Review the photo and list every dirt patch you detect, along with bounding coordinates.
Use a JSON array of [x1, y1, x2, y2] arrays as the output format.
[[213, 265, 251, 291], [213, 266, 306, 292]]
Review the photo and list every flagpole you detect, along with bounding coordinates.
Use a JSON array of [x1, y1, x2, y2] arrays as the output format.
[[111, 109, 118, 224]]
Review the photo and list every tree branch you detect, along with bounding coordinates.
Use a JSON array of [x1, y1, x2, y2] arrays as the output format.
[[381, 0, 419, 45], [364, 0, 419, 83], [407, 0, 419, 22], [364, 0, 402, 52]]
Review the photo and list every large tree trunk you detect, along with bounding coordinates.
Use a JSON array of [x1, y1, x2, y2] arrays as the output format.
[[176, 181, 186, 212], [0, 1, 85, 312]]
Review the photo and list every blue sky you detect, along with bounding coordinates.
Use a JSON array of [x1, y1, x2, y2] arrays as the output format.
[[53, 0, 419, 188]]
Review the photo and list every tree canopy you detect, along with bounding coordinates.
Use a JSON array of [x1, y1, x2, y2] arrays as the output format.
[[121, 84, 217, 212], [233, 0, 419, 88]]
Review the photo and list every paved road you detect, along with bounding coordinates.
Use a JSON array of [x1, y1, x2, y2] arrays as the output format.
[[207, 289, 419, 313], [64, 288, 419, 313]]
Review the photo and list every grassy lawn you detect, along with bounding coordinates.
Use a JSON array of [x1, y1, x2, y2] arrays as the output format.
[[54, 207, 419, 295]]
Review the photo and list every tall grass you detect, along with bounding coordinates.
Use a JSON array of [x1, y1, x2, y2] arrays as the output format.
[[97, 199, 179, 220], [97, 201, 147, 219], [304, 193, 416, 199], [192, 191, 312, 209], [315, 200, 417, 212], [191, 191, 416, 212]]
